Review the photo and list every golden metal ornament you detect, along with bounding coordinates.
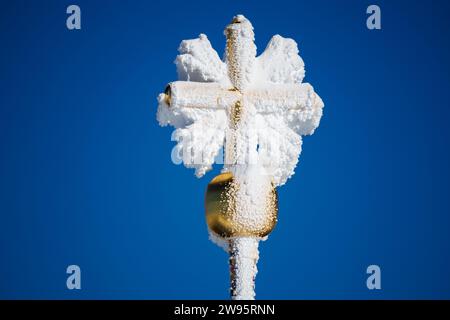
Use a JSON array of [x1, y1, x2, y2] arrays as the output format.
[[205, 172, 279, 238]]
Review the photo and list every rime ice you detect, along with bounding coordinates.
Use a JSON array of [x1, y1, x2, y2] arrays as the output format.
[[156, 15, 324, 300]]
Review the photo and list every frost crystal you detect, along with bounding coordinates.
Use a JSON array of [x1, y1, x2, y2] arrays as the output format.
[[156, 14, 324, 300], [157, 16, 323, 186]]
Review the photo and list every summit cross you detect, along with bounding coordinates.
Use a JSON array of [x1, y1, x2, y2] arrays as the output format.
[[157, 14, 324, 300]]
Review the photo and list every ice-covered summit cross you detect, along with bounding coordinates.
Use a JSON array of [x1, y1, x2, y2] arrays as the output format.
[[157, 15, 323, 185], [156, 15, 324, 300]]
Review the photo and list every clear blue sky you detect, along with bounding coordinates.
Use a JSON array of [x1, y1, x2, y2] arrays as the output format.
[[1, 0, 450, 299]]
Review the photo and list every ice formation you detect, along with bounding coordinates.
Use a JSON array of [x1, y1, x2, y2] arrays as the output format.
[[156, 14, 324, 300]]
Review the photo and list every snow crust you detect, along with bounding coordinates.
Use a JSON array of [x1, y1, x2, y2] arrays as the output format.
[[157, 21, 323, 185], [229, 237, 259, 300], [156, 14, 324, 300]]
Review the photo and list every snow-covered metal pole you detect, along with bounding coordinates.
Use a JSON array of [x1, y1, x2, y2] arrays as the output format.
[[157, 15, 324, 300], [224, 16, 265, 300]]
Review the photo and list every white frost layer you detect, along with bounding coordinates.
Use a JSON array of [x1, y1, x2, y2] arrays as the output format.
[[176, 34, 228, 84], [157, 14, 323, 186], [232, 163, 274, 231], [156, 14, 323, 300], [157, 95, 228, 177], [167, 81, 322, 114], [229, 237, 260, 300], [208, 230, 229, 251]]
